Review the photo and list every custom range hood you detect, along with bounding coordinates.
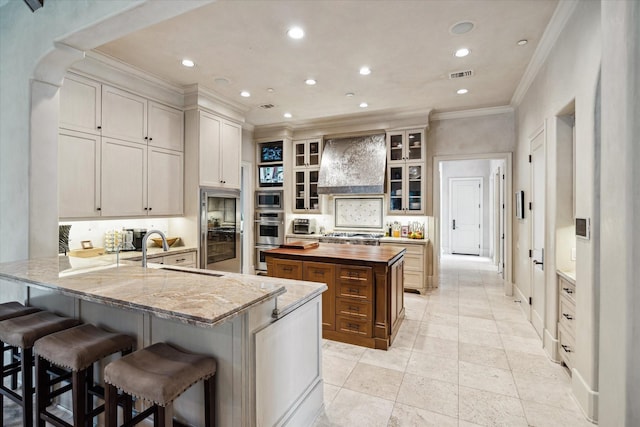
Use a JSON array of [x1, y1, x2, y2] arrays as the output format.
[[317, 133, 387, 194]]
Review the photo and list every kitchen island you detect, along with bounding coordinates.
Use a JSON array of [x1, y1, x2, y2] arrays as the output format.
[[0, 256, 326, 426], [265, 243, 405, 350]]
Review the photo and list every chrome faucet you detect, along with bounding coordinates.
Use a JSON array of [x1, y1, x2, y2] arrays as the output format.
[[141, 230, 169, 267]]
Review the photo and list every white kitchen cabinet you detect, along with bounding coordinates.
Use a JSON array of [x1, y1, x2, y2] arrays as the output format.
[[386, 128, 426, 215], [293, 138, 322, 212], [102, 85, 148, 144], [58, 130, 101, 218], [148, 101, 184, 152], [557, 272, 576, 369], [101, 138, 147, 217], [147, 147, 184, 216], [198, 111, 241, 189], [59, 74, 102, 136]]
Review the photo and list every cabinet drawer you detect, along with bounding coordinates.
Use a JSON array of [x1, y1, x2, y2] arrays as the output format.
[[338, 282, 372, 301], [404, 253, 423, 271], [559, 295, 576, 337], [271, 259, 303, 280], [403, 270, 423, 289], [163, 252, 196, 266], [558, 323, 575, 367], [381, 242, 424, 256], [304, 262, 334, 283], [336, 315, 372, 337], [337, 265, 372, 283], [559, 277, 576, 303], [336, 298, 371, 320]]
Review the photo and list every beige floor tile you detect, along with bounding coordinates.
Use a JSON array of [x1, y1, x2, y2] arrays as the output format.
[[406, 352, 459, 384], [323, 353, 358, 387], [404, 307, 426, 320], [496, 319, 540, 339], [459, 360, 519, 397], [521, 399, 595, 427], [501, 334, 546, 356], [359, 347, 411, 372], [458, 315, 499, 333], [512, 371, 576, 410], [388, 402, 458, 427], [422, 310, 459, 326], [459, 342, 510, 370], [416, 322, 459, 340], [506, 349, 570, 380], [323, 383, 341, 406], [343, 362, 404, 401], [323, 339, 367, 361], [458, 329, 504, 349], [392, 329, 418, 350], [396, 374, 458, 417], [458, 386, 528, 427], [492, 307, 528, 321], [313, 388, 394, 427], [412, 335, 458, 360], [398, 318, 422, 335], [458, 420, 485, 427], [459, 305, 494, 320]]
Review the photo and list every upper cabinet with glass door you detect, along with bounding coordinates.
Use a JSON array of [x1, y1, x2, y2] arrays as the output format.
[[293, 138, 323, 213], [387, 128, 426, 215]]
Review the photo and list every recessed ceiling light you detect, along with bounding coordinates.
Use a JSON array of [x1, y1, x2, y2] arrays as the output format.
[[450, 21, 474, 35], [455, 48, 470, 58], [267, 88, 275, 93], [240, 91, 251, 98], [359, 66, 371, 76], [181, 59, 195, 68], [345, 92, 355, 97], [517, 39, 528, 46], [305, 79, 317, 86], [457, 88, 468, 95], [287, 26, 304, 39], [359, 102, 368, 108], [284, 112, 292, 118]]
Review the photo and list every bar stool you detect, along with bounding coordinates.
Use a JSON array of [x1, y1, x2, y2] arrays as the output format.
[[104, 342, 217, 427], [0, 311, 80, 427], [0, 302, 41, 392], [34, 323, 135, 427]]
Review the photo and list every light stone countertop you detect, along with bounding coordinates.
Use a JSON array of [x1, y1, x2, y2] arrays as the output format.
[[557, 269, 576, 284], [0, 256, 326, 328]]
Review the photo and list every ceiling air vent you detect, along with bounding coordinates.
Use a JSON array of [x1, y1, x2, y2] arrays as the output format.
[[259, 103, 275, 109], [449, 69, 474, 79]]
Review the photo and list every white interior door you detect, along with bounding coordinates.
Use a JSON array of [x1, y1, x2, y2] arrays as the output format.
[[530, 129, 546, 338], [450, 178, 481, 255]]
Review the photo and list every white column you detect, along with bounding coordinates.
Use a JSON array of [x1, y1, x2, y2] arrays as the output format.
[[599, 1, 640, 426]]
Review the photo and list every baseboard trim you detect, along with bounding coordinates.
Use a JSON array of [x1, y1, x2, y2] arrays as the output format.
[[572, 367, 599, 423], [543, 328, 560, 362]]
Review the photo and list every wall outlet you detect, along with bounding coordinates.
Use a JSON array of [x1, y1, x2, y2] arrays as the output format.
[[571, 247, 576, 261]]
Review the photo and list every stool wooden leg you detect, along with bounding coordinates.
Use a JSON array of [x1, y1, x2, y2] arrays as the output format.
[[11, 346, 19, 389], [85, 363, 94, 425], [104, 383, 118, 427], [204, 377, 215, 427], [155, 404, 173, 427], [22, 347, 34, 427], [72, 369, 87, 427], [35, 356, 50, 427]]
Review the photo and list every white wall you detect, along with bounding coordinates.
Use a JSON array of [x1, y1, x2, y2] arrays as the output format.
[[514, 0, 601, 420], [440, 159, 492, 256]]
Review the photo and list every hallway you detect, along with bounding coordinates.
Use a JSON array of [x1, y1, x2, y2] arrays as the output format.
[[314, 255, 592, 426]]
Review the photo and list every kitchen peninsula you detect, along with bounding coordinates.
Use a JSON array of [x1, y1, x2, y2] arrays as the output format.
[[0, 257, 326, 426], [265, 243, 406, 350]]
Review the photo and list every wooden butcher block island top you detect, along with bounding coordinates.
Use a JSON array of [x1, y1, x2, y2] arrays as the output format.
[[265, 243, 406, 350]]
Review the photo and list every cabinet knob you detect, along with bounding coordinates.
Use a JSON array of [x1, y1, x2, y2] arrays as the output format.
[[97, 126, 102, 130], [144, 136, 148, 140], [562, 287, 573, 294], [148, 207, 152, 211], [561, 344, 572, 353], [96, 207, 101, 211], [144, 207, 148, 210], [562, 313, 573, 320], [149, 137, 153, 141]]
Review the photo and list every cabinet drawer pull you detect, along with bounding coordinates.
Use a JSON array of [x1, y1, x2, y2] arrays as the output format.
[[349, 306, 359, 312], [562, 313, 573, 320], [561, 344, 572, 353], [282, 266, 293, 272], [348, 287, 360, 294], [347, 323, 360, 330], [562, 287, 574, 294], [313, 270, 325, 275], [176, 258, 186, 263]]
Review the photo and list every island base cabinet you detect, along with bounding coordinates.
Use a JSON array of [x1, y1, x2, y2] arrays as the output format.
[[303, 262, 336, 331]]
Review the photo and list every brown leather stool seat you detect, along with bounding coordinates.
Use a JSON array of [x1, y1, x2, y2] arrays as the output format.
[[104, 342, 217, 427], [34, 323, 135, 427], [0, 311, 80, 427], [0, 302, 41, 391]]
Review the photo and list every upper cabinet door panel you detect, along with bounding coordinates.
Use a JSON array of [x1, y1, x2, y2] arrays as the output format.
[[148, 147, 183, 216], [199, 112, 222, 187], [102, 85, 147, 144], [148, 102, 184, 152], [101, 138, 147, 217], [59, 74, 101, 135], [221, 121, 241, 188]]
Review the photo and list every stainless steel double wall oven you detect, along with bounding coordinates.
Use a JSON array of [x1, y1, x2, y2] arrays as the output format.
[[254, 191, 284, 272]]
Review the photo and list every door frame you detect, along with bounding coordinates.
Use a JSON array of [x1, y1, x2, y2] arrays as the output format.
[[449, 177, 483, 256], [433, 152, 513, 293]]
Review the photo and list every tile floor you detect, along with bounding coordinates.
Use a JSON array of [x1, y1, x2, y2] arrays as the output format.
[[3, 255, 593, 426], [312, 255, 594, 427]]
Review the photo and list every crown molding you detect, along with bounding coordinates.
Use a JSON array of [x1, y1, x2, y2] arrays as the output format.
[[183, 84, 249, 123], [430, 105, 514, 121], [511, 0, 579, 107]]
